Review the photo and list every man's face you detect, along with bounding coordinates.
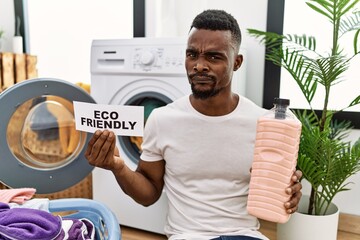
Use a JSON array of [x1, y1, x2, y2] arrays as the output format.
[[185, 28, 241, 100]]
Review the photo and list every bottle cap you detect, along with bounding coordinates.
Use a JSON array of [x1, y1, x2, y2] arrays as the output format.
[[274, 98, 290, 106]]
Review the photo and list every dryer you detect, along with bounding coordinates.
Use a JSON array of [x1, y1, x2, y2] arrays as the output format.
[[90, 37, 190, 234]]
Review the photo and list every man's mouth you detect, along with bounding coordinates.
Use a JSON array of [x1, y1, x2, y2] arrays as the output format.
[[190, 74, 214, 84]]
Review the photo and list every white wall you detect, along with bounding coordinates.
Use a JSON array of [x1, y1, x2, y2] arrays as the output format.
[[281, 0, 360, 112], [0, 0, 15, 52], [26, 0, 133, 84], [0, 0, 133, 84]]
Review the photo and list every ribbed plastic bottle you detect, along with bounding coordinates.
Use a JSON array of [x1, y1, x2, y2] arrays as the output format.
[[247, 98, 302, 223]]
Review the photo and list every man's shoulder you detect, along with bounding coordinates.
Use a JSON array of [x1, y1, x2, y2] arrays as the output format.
[[239, 96, 267, 116], [157, 95, 189, 111]]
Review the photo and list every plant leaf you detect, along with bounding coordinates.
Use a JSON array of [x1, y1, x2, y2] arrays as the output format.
[[310, 55, 349, 87], [347, 94, 360, 108], [306, 2, 333, 21], [355, 29, 360, 54], [338, 1, 360, 17], [339, 11, 360, 37]]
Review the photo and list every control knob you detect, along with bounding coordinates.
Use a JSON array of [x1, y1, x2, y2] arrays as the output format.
[[140, 51, 155, 66]]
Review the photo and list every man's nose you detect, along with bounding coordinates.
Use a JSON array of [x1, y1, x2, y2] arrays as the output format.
[[193, 59, 209, 72]]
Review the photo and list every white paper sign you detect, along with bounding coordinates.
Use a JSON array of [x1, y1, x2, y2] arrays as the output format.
[[73, 101, 144, 136]]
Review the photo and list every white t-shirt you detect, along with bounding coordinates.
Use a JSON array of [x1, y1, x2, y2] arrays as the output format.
[[140, 95, 269, 240]]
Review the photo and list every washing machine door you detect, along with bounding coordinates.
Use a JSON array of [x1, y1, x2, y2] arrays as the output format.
[[0, 78, 95, 194]]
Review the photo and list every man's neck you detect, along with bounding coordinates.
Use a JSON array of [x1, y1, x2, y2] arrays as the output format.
[[189, 92, 239, 116]]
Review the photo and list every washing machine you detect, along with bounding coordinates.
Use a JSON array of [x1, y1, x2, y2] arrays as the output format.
[[90, 37, 189, 234], [90, 37, 247, 234]]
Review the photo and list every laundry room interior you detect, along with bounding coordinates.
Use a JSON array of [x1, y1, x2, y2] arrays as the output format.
[[0, 0, 360, 240]]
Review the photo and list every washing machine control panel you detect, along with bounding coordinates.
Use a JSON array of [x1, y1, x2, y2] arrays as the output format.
[[133, 46, 185, 73], [91, 39, 187, 75]]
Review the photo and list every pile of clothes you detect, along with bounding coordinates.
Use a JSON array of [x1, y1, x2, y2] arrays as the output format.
[[0, 188, 96, 240]]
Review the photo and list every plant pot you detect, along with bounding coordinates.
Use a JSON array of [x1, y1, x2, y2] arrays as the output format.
[[277, 196, 339, 240]]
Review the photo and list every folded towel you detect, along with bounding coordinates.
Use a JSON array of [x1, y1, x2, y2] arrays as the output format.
[[0, 188, 36, 204], [9, 198, 50, 212], [0, 202, 62, 240]]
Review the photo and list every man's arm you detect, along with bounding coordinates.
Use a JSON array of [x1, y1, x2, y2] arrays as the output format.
[[85, 130, 165, 206], [114, 160, 165, 206]]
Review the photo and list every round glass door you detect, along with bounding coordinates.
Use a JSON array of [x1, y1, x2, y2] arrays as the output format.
[[0, 78, 95, 193], [118, 92, 172, 165], [7, 95, 86, 170]]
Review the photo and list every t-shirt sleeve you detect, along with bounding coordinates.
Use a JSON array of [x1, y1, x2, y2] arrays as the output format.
[[140, 109, 164, 162]]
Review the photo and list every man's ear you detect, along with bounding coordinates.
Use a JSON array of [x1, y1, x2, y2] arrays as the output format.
[[234, 54, 243, 71]]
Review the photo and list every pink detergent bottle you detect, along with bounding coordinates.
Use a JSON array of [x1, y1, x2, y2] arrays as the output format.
[[247, 98, 301, 223]]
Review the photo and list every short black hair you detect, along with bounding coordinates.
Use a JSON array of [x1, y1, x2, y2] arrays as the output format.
[[190, 9, 242, 49]]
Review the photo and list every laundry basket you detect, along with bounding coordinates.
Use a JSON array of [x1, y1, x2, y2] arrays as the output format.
[[49, 198, 121, 240]]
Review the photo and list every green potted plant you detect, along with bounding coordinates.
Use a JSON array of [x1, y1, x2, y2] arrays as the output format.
[[248, 0, 360, 239]]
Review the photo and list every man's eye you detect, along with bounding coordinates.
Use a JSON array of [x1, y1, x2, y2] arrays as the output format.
[[187, 52, 196, 58], [208, 55, 219, 60]]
